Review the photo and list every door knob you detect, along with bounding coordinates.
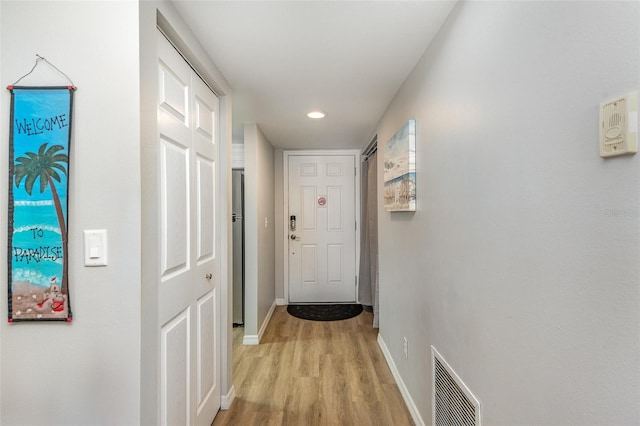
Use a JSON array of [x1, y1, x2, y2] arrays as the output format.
[[205, 273, 212, 280], [290, 234, 296, 240]]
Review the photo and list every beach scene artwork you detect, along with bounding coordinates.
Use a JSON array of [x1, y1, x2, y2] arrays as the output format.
[[384, 119, 416, 211], [8, 88, 73, 321]]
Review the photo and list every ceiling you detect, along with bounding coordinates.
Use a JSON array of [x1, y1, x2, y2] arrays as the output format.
[[171, 1, 457, 150]]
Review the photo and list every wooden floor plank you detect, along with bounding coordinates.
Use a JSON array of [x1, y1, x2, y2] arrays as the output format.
[[212, 307, 414, 425]]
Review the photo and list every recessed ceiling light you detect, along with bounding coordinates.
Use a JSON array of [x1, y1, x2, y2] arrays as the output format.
[[307, 111, 326, 119]]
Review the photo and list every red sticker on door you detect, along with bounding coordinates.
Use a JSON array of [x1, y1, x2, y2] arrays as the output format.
[[317, 196, 327, 207]]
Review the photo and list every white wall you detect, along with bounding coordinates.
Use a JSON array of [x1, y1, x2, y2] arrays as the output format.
[[0, 1, 142, 424], [244, 124, 276, 340], [376, 1, 640, 424]]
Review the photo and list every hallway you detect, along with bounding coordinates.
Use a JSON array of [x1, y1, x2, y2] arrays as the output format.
[[213, 307, 414, 425], [1, 2, 638, 424]]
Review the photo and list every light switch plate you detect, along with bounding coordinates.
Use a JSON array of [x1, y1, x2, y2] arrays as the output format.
[[84, 229, 108, 266]]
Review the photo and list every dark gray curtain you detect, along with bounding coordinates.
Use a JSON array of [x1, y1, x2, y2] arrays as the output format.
[[358, 151, 379, 327]]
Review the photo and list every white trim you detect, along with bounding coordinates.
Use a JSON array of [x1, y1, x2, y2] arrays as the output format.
[[276, 298, 288, 306], [282, 149, 362, 304], [242, 300, 276, 345], [220, 385, 235, 410], [377, 334, 425, 426], [242, 334, 259, 345], [258, 300, 277, 341]]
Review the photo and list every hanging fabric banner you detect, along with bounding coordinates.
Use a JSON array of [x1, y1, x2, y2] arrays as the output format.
[[7, 86, 75, 322]]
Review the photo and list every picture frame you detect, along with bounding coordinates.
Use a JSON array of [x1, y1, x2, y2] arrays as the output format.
[[383, 119, 416, 211]]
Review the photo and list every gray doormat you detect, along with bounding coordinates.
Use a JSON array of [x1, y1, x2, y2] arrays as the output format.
[[287, 304, 363, 321]]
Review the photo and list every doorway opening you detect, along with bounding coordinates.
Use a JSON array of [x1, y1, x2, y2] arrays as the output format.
[[358, 136, 379, 327], [232, 169, 245, 327]]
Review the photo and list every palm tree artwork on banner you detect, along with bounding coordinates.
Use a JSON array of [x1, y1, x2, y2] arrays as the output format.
[[14, 143, 69, 291], [8, 87, 74, 322]]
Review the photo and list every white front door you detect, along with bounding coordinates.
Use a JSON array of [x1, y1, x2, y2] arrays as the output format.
[[157, 31, 220, 426], [288, 155, 357, 303]]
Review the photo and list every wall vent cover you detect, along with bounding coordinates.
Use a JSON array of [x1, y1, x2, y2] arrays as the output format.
[[432, 346, 481, 426]]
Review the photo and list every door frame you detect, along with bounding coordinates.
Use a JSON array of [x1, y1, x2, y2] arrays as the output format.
[[282, 150, 362, 304]]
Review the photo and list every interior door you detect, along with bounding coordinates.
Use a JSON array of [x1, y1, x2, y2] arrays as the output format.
[[288, 155, 356, 303], [157, 31, 220, 426]]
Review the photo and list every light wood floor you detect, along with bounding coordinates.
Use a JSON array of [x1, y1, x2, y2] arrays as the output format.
[[212, 306, 414, 426]]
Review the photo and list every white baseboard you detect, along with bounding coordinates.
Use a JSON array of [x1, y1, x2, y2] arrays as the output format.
[[377, 334, 425, 426], [242, 300, 277, 345], [242, 334, 259, 345], [221, 385, 235, 410], [258, 300, 277, 341], [276, 298, 287, 306]]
